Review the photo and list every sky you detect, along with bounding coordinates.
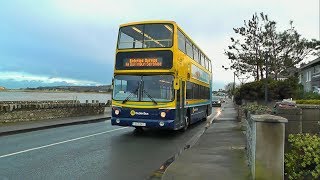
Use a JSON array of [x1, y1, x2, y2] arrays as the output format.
[[0, 0, 319, 90]]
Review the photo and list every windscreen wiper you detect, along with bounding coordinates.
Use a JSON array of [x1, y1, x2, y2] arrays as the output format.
[[143, 89, 158, 105], [122, 87, 139, 104]]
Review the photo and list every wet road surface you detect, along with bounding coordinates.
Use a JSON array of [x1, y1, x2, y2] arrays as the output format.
[[0, 108, 220, 180]]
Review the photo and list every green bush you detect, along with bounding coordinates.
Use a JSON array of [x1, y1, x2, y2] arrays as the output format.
[[302, 92, 320, 100], [294, 83, 320, 100], [285, 134, 320, 180], [295, 99, 320, 104], [236, 76, 300, 102]]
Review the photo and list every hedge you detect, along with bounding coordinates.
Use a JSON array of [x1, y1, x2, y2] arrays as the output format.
[[234, 77, 300, 104], [295, 100, 320, 104]]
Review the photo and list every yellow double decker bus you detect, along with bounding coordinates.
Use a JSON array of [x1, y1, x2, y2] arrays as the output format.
[[111, 20, 212, 131]]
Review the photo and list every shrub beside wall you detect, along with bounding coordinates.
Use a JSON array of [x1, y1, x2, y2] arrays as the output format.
[[284, 134, 320, 180], [234, 77, 300, 104]]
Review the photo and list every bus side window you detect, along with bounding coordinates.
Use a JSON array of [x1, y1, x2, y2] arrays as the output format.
[[178, 30, 186, 53], [186, 39, 193, 59], [193, 46, 199, 63], [186, 82, 193, 99]]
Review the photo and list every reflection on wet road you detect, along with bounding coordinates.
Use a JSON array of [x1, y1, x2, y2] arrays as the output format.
[[0, 108, 220, 180]]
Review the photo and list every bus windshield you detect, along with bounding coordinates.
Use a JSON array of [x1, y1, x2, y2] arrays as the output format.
[[113, 75, 174, 102], [117, 24, 173, 49]]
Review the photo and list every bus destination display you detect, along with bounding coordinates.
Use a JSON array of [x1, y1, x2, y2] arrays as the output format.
[[124, 58, 163, 67], [116, 50, 172, 70]]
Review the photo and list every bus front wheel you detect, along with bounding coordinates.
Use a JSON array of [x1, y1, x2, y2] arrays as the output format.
[[134, 127, 144, 132]]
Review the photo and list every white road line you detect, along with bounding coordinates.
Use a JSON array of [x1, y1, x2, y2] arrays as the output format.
[[0, 127, 128, 159]]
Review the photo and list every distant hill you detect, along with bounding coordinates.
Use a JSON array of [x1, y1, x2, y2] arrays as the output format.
[[22, 85, 112, 92]]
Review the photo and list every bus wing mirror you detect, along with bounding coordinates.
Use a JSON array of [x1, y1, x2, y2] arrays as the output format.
[[174, 79, 179, 90], [111, 78, 114, 90]]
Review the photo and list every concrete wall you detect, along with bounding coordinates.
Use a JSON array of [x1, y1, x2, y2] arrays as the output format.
[[246, 114, 287, 180], [0, 100, 108, 123], [299, 105, 320, 134], [275, 105, 320, 136]]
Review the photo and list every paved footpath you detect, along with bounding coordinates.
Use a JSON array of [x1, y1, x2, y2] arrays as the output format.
[[162, 99, 250, 180]]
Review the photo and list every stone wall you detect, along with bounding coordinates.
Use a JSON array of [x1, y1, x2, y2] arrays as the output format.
[[0, 100, 108, 123]]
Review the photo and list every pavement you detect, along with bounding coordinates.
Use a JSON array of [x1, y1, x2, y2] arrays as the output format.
[[162, 99, 251, 180], [0, 107, 112, 136]]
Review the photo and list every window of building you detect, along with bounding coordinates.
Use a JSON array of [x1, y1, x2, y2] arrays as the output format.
[[299, 74, 302, 83], [308, 71, 312, 82], [305, 71, 312, 82], [315, 65, 320, 73]]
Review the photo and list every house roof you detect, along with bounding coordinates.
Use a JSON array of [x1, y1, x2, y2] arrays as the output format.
[[300, 57, 320, 70]]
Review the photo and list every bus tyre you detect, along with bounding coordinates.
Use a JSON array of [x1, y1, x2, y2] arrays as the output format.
[[134, 127, 144, 132], [182, 116, 189, 132], [204, 106, 209, 121]]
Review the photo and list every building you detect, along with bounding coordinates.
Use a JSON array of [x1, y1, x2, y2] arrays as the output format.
[[299, 57, 320, 92], [0, 86, 6, 90]]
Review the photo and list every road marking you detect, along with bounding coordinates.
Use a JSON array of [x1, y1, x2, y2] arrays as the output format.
[[0, 127, 128, 159]]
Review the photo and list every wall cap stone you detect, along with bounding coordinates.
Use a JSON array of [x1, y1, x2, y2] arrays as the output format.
[[252, 114, 288, 123]]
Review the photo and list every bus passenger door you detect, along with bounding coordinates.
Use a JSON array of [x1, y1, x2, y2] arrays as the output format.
[[176, 81, 185, 128], [181, 81, 186, 125]]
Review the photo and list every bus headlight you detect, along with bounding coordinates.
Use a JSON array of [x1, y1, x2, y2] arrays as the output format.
[[160, 112, 166, 118], [115, 109, 120, 115], [159, 121, 165, 126]]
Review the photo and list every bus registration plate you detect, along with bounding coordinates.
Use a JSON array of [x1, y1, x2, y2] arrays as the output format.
[[132, 122, 146, 126]]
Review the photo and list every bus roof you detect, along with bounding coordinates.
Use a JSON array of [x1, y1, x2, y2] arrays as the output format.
[[119, 20, 177, 27]]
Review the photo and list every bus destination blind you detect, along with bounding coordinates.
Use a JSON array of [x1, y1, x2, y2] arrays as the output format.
[[123, 58, 163, 67]]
